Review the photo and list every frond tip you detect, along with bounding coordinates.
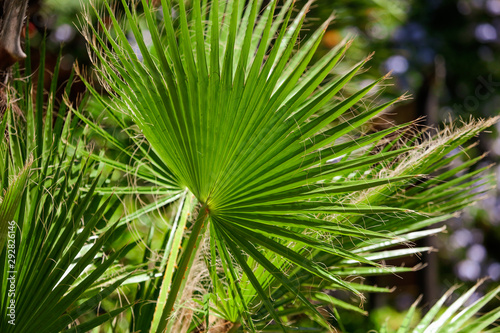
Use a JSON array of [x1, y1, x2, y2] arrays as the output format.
[[388, 279, 500, 333]]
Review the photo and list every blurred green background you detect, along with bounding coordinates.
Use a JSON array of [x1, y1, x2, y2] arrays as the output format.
[[21, 0, 500, 331]]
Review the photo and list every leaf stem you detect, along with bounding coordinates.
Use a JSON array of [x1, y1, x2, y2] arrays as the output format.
[[154, 202, 209, 333], [227, 322, 241, 333]]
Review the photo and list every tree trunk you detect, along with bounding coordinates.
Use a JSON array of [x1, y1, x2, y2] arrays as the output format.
[[0, 0, 29, 73]]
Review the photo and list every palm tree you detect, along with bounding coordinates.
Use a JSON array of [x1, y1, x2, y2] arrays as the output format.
[[0, 42, 137, 333], [77, 0, 500, 331], [1, 0, 498, 332]]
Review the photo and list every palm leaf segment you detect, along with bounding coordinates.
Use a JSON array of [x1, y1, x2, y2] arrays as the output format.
[[0, 47, 135, 333], [87, 0, 407, 214], [383, 280, 500, 333], [82, 0, 497, 330]]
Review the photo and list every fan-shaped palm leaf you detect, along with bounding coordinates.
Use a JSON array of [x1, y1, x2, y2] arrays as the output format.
[[0, 43, 137, 333], [80, 0, 499, 331]]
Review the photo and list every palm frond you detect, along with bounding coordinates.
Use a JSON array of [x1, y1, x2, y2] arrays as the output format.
[[381, 280, 500, 333], [0, 44, 136, 332], [79, 0, 499, 331]]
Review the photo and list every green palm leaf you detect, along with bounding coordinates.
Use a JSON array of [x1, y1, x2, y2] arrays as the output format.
[[81, 0, 499, 331], [0, 46, 137, 332], [382, 280, 500, 333]]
